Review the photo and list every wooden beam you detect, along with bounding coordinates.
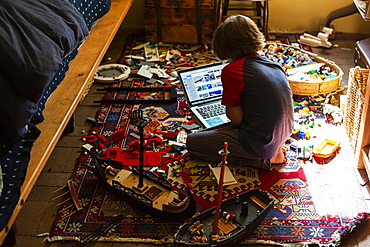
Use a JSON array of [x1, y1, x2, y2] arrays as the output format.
[[0, 0, 134, 243]]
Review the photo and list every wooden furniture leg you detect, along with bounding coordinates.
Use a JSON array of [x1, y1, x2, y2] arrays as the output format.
[[218, 0, 269, 35]]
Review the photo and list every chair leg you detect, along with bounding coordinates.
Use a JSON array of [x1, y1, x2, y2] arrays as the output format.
[[217, 0, 230, 26], [218, 0, 269, 36], [223, 0, 230, 16], [262, 0, 269, 36], [256, 2, 262, 29]]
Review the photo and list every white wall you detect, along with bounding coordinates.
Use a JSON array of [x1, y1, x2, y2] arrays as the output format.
[[269, 0, 370, 34], [122, 0, 370, 34]]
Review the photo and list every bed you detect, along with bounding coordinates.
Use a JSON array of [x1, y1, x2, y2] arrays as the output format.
[[0, 0, 133, 243]]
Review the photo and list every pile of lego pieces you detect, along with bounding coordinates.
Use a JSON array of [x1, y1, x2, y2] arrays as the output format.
[[263, 43, 339, 82]]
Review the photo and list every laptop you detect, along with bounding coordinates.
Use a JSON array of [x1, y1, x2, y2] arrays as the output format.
[[177, 62, 230, 128]]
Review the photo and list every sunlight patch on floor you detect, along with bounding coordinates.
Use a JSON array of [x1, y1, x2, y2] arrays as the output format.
[[301, 122, 368, 219]]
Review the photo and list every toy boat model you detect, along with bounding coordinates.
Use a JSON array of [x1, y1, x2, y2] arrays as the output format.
[[88, 153, 196, 220], [173, 188, 274, 246], [173, 143, 274, 246], [86, 109, 196, 220]]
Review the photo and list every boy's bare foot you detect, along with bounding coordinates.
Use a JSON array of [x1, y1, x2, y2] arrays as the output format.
[[270, 147, 287, 164]]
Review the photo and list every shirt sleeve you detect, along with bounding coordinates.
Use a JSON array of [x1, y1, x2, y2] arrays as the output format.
[[221, 59, 245, 107]]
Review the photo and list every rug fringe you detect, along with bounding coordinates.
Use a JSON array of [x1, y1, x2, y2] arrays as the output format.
[[243, 238, 339, 247], [99, 235, 174, 244], [46, 235, 81, 243], [45, 234, 175, 244], [269, 28, 306, 34], [243, 239, 284, 246], [330, 212, 370, 246]]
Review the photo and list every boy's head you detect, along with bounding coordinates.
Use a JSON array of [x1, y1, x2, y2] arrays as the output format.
[[212, 15, 265, 62]]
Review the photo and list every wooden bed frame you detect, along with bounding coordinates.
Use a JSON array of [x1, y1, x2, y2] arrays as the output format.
[[0, 0, 134, 244]]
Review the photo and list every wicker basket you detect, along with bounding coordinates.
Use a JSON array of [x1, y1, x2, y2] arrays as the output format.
[[344, 67, 369, 153], [265, 43, 343, 95], [287, 50, 343, 95]]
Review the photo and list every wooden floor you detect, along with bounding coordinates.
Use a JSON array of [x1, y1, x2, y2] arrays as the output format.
[[5, 29, 370, 247]]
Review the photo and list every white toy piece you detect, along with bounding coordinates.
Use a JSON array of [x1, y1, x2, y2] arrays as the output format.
[[144, 44, 160, 62], [94, 64, 131, 83], [132, 41, 160, 62], [149, 68, 170, 78], [137, 64, 153, 78], [323, 104, 343, 124], [299, 27, 333, 48], [176, 129, 188, 144]]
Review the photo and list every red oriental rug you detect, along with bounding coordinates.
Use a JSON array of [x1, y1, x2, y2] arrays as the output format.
[[48, 80, 369, 246]]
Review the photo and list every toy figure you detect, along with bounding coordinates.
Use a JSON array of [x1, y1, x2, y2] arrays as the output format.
[[146, 106, 158, 117]]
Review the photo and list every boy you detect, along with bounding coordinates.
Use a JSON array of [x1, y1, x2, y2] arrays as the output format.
[[186, 15, 294, 170]]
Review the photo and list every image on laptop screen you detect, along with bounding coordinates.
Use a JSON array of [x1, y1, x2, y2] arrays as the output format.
[[178, 62, 227, 107]]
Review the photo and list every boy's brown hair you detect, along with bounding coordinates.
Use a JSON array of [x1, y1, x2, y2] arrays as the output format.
[[212, 15, 265, 61]]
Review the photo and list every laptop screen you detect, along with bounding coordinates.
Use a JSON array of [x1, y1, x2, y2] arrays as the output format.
[[177, 62, 227, 107]]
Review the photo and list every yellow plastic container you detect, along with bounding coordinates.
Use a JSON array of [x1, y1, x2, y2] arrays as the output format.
[[312, 139, 341, 164]]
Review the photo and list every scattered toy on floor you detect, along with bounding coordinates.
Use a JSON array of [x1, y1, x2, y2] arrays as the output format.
[[299, 27, 333, 48]]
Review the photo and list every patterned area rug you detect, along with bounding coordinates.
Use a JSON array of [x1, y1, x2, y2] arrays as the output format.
[[48, 81, 369, 246]]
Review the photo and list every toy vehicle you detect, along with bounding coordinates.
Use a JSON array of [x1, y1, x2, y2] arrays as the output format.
[[85, 109, 196, 220], [312, 139, 341, 164], [173, 188, 274, 246], [88, 153, 196, 220], [173, 143, 274, 246]]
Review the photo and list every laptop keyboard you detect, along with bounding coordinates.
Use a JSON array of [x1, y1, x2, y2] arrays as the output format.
[[196, 103, 226, 119]]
